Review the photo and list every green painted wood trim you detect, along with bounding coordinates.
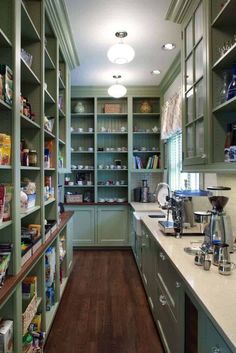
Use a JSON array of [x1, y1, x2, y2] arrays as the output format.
[[165, 0, 193, 23], [45, 0, 79, 70], [160, 52, 181, 95], [71, 86, 160, 98]]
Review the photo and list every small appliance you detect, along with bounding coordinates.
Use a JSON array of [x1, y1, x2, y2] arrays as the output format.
[[141, 179, 149, 203], [203, 186, 234, 253]]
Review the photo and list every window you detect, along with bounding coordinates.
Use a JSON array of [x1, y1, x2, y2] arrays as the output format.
[[166, 132, 199, 191]]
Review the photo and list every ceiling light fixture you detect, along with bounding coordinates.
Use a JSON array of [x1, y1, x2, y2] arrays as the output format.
[[107, 31, 135, 64], [162, 43, 176, 50], [151, 69, 161, 75], [108, 75, 127, 98]]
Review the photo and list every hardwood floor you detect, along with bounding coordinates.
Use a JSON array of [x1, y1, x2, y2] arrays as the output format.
[[44, 250, 164, 353]]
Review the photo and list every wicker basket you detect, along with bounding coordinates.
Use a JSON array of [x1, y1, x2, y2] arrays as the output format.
[[65, 194, 83, 203], [104, 103, 121, 113]]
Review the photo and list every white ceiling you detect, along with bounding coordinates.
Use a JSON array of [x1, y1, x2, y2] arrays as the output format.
[[64, 0, 181, 87]]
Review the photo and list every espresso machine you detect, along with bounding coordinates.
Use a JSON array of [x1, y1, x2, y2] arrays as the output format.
[[202, 186, 234, 253]]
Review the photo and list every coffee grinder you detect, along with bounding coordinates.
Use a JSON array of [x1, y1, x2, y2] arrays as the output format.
[[203, 186, 234, 253]]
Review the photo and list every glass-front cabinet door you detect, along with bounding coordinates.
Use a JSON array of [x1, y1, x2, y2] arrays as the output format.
[[182, 0, 208, 166]]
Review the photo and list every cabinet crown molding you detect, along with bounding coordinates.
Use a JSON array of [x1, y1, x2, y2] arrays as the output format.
[[45, 0, 79, 69], [165, 0, 192, 23]]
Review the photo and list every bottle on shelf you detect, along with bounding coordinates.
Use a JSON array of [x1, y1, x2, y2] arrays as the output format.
[[226, 64, 236, 101], [218, 71, 228, 105], [229, 122, 236, 162], [224, 123, 232, 162]]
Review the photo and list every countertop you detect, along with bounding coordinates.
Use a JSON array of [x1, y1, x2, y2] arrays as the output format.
[[131, 203, 236, 352], [130, 202, 162, 211]]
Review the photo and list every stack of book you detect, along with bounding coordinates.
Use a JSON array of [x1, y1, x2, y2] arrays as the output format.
[[133, 155, 160, 169]]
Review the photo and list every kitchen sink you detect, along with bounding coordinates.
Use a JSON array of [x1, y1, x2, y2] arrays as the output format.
[[148, 213, 165, 218]]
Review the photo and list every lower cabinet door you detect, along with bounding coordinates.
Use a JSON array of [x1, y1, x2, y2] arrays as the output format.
[[71, 207, 95, 246], [203, 319, 233, 353], [155, 279, 180, 353], [97, 206, 128, 245]]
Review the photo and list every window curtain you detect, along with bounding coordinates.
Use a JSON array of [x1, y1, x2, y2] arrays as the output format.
[[161, 88, 182, 140]]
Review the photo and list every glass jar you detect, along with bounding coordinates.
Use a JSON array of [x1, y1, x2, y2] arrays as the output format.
[[29, 150, 38, 167], [22, 149, 29, 166]]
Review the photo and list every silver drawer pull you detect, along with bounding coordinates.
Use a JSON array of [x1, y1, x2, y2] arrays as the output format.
[[160, 252, 166, 261], [176, 281, 181, 288], [211, 347, 221, 353], [159, 294, 167, 306]]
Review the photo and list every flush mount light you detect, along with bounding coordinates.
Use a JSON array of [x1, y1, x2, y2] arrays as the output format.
[[151, 69, 161, 75], [162, 43, 176, 50], [107, 31, 135, 64], [108, 75, 127, 98]]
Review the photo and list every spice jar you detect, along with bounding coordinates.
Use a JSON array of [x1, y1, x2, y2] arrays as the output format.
[[22, 149, 29, 166], [29, 150, 38, 167]]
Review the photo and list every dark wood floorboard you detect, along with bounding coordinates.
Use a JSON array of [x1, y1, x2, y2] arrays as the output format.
[[44, 250, 164, 353]]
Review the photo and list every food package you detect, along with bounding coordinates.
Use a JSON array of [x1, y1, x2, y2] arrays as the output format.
[[22, 276, 37, 300], [0, 186, 6, 224], [0, 65, 13, 105], [0, 252, 11, 287], [0, 134, 11, 165], [0, 320, 13, 353], [3, 185, 12, 222]]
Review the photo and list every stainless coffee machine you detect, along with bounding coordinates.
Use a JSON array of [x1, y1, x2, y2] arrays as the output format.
[[202, 186, 234, 253]]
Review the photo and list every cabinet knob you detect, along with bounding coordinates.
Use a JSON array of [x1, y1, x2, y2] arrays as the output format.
[[159, 294, 167, 306], [160, 252, 166, 261], [211, 347, 221, 353], [201, 153, 207, 159], [175, 281, 181, 288], [145, 233, 149, 239]]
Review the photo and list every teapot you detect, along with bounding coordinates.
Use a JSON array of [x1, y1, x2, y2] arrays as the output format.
[[74, 101, 85, 113]]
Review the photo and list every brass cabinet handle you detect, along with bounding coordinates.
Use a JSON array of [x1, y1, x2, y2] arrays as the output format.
[[160, 252, 166, 261], [159, 294, 167, 306]]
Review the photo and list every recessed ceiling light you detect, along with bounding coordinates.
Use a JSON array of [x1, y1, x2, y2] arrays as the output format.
[[162, 43, 176, 51], [151, 69, 161, 75]]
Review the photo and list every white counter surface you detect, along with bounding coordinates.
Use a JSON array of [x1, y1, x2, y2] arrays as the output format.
[[130, 202, 162, 212], [138, 212, 236, 352]]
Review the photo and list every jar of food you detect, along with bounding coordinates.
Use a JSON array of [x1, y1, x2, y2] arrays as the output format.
[[22, 149, 29, 166], [29, 150, 38, 167]]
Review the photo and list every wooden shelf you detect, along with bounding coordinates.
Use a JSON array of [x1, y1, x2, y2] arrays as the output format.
[[21, 2, 41, 41], [59, 76, 65, 89], [21, 114, 40, 129], [133, 112, 160, 116], [45, 89, 56, 104], [20, 166, 40, 171], [97, 168, 128, 172], [44, 198, 56, 206], [0, 28, 12, 47], [21, 59, 40, 85], [71, 112, 94, 116], [213, 95, 236, 113], [212, 0, 235, 27], [133, 150, 160, 153], [71, 168, 94, 172], [0, 212, 73, 307], [97, 185, 128, 188], [59, 109, 65, 117], [59, 139, 65, 145], [212, 42, 236, 70], [71, 151, 94, 154], [130, 169, 163, 173], [0, 99, 12, 111], [46, 302, 59, 333], [0, 220, 12, 230], [45, 48, 56, 70], [44, 168, 56, 171], [0, 165, 12, 170], [44, 129, 56, 140], [71, 132, 94, 135], [97, 132, 128, 135], [133, 132, 160, 135], [64, 185, 94, 188], [97, 151, 128, 154], [20, 206, 41, 219]]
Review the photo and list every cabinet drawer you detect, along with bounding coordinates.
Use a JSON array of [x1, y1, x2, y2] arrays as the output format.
[[204, 319, 233, 353], [157, 249, 182, 319], [155, 278, 180, 353]]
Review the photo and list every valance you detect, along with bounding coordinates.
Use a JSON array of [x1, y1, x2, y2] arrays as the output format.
[[161, 88, 182, 140]]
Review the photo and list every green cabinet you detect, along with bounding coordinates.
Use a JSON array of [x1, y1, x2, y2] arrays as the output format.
[[70, 206, 95, 246], [65, 205, 129, 246], [204, 319, 233, 353], [182, 0, 208, 167], [97, 206, 128, 245]]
